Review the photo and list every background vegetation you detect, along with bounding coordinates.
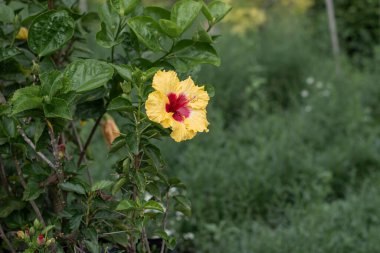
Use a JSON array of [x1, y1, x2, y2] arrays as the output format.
[[154, 0, 380, 252], [4, 0, 378, 252]]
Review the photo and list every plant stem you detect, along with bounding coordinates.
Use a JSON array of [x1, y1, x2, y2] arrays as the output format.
[[71, 122, 93, 185], [46, 120, 63, 180], [77, 114, 103, 167], [111, 46, 115, 63], [0, 156, 11, 195], [13, 157, 46, 227], [48, 0, 54, 9], [207, 23, 213, 32], [151, 40, 175, 66], [45, 120, 66, 213], [17, 126, 56, 170], [160, 191, 170, 253], [0, 224, 15, 253], [142, 228, 152, 253]]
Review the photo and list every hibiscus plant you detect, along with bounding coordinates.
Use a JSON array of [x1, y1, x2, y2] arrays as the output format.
[[0, 0, 230, 252]]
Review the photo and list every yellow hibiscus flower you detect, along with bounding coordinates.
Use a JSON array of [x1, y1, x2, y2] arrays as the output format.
[[145, 70, 210, 142]]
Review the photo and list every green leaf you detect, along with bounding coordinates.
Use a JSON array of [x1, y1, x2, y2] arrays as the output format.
[[0, 4, 14, 23], [154, 229, 169, 241], [96, 22, 125, 48], [193, 28, 213, 43], [168, 177, 187, 189], [34, 120, 45, 144], [111, 64, 133, 81], [174, 195, 191, 217], [126, 132, 139, 154], [168, 40, 220, 72], [143, 67, 162, 81], [40, 70, 70, 98], [109, 136, 126, 154], [84, 240, 100, 253], [144, 200, 164, 213], [111, 0, 140, 16], [42, 225, 55, 234], [40, 71, 61, 97], [208, 0, 232, 23], [143, 6, 170, 21], [108, 96, 133, 112], [10, 86, 43, 115], [0, 47, 21, 62], [146, 182, 161, 198], [0, 200, 25, 218], [63, 59, 114, 92], [43, 97, 72, 120], [171, 0, 202, 34], [59, 182, 86, 195], [116, 199, 137, 211], [22, 181, 44, 201], [132, 170, 145, 192], [201, 2, 213, 21], [99, 1, 119, 27], [127, 16, 167, 52], [91, 180, 114, 191], [159, 19, 181, 38], [112, 177, 127, 195], [97, 1, 127, 48], [167, 237, 177, 250], [154, 230, 177, 250], [28, 10, 75, 57], [69, 214, 83, 230]]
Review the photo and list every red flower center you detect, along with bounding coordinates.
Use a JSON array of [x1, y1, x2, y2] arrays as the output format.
[[166, 93, 190, 122]]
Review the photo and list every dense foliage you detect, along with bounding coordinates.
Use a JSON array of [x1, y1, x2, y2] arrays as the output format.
[[0, 0, 230, 252]]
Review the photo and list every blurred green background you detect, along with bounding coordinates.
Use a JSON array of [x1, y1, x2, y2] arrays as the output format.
[[86, 0, 380, 252]]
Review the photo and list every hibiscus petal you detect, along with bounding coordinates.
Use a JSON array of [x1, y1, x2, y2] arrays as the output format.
[[152, 70, 180, 95], [185, 109, 209, 132], [178, 77, 209, 110], [170, 121, 197, 142], [145, 91, 170, 125]]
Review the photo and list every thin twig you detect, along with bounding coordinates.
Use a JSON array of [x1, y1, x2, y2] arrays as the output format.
[[71, 122, 93, 185], [0, 224, 16, 253], [45, 121, 66, 214], [74, 245, 86, 253], [13, 157, 46, 228], [142, 228, 152, 253], [17, 126, 56, 170], [160, 191, 170, 253], [77, 114, 104, 167], [0, 156, 11, 195], [46, 120, 60, 168], [46, 120, 64, 182], [47, 0, 54, 9]]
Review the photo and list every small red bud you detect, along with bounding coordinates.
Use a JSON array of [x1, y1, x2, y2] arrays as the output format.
[[37, 234, 45, 245], [58, 144, 66, 159]]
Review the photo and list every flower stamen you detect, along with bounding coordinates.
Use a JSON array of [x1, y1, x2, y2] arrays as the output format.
[[165, 93, 190, 122]]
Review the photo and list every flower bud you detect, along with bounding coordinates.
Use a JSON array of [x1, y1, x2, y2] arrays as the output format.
[[29, 227, 35, 236], [37, 234, 45, 245], [15, 27, 28, 40], [16, 231, 25, 239], [102, 116, 120, 146], [45, 238, 55, 247], [33, 219, 40, 229], [58, 144, 66, 159], [25, 229, 30, 239]]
